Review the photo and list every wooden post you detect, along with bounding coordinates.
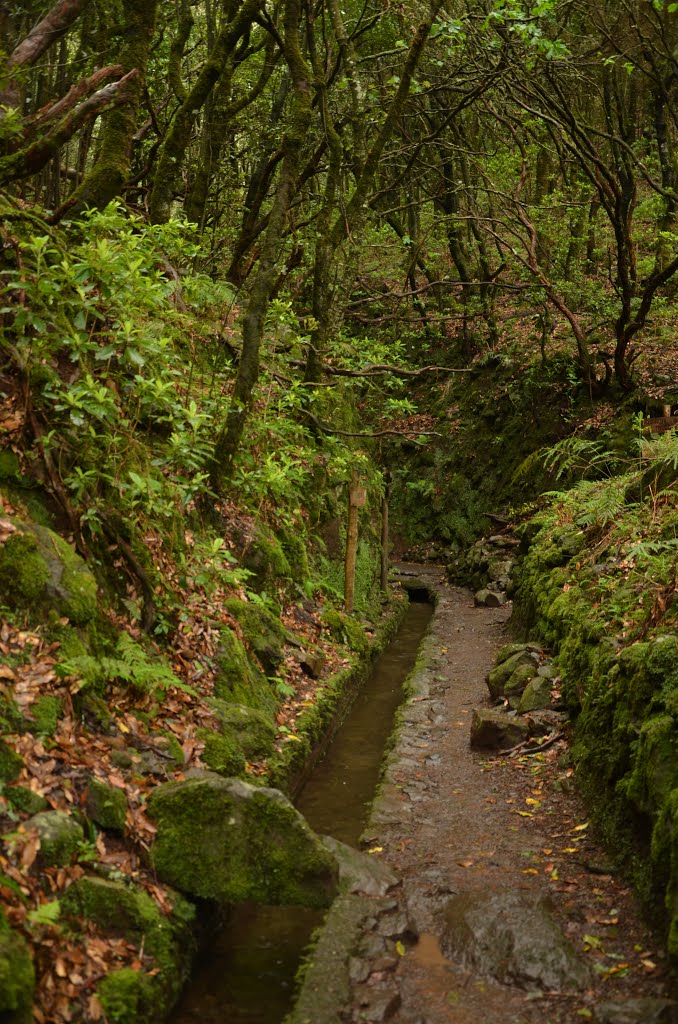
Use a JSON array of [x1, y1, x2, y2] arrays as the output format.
[[380, 470, 391, 593], [344, 472, 365, 613]]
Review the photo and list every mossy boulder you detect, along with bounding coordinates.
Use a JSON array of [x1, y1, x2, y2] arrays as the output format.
[[0, 740, 23, 783], [320, 609, 369, 656], [197, 728, 246, 776], [24, 810, 83, 866], [517, 675, 553, 714], [238, 522, 291, 593], [85, 778, 128, 831], [147, 774, 338, 907], [62, 875, 195, 979], [0, 910, 34, 1023], [486, 649, 539, 700], [278, 524, 310, 585], [24, 695, 61, 736], [207, 699, 276, 760], [0, 519, 97, 624], [213, 625, 273, 712], [225, 598, 287, 675], [505, 663, 540, 706], [5, 786, 48, 816], [97, 968, 157, 1024]]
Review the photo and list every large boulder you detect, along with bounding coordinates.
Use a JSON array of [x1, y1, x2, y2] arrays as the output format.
[[441, 890, 590, 991], [147, 774, 338, 907], [0, 519, 97, 624]]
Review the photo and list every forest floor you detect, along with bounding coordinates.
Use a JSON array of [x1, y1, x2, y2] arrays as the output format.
[[324, 566, 678, 1024]]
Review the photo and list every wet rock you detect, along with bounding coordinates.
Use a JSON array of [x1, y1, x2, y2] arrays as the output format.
[[593, 998, 678, 1024], [487, 558, 514, 583], [517, 675, 553, 713], [321, 836, 399, 897], [440, 890, 590, 991], [148, 773, 337, 907], [474, 588, 506, 608], [470, 709, 530, 750]]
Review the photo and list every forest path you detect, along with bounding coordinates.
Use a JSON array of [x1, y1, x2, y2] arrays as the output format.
[[352, 566, 676, 1024]]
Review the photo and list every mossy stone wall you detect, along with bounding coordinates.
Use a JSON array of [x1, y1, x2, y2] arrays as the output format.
[[513, 517, 678, 955]]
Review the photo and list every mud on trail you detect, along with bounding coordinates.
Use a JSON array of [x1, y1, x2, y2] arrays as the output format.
[[291, 566, 677, 1024]]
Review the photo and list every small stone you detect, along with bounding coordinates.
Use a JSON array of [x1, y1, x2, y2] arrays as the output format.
[[470, 709, 530, 750]]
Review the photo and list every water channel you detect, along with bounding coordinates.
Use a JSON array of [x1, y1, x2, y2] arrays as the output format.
[[171, 595, 433, 1024]]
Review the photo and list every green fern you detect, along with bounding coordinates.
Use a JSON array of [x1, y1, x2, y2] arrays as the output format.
[[57, 633, 194, 697]]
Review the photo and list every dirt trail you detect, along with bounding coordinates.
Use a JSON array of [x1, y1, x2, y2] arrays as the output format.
[[335, 567, 677, 1024]]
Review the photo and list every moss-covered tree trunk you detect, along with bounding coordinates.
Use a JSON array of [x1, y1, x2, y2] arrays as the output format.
[[61, 0, 157, 214], [209, 0, 313, 491]]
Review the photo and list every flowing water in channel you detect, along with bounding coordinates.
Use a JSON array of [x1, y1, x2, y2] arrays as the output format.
[[171, 597, 433, 1024]]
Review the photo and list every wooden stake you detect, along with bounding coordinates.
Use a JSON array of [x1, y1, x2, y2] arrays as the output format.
[[380, 471, 391, 593], [344, 472, 365, 613]]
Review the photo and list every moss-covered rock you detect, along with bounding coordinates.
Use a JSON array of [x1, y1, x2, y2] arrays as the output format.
[[486, 649, 539, 701], [25, 695, 61, 736], [62, 872, 195, 1007], [0, 909, 34, 1023], [320, 609, 369, 656], [0, 519, 97, 624], [24, 810, 83, 866], [97, 968, 157, 1024], [225, 598, 287, 674], [147, 774, 338, 907], [85, 778, 128, 831], [213, 626, 273, 711], [517, 675, 553, 714], [197, 728, 246, 776], [5, 786, 48, 815], [0, 740, 23, 783], [238, 521, 291, 593], [207, 699, 276, 760]]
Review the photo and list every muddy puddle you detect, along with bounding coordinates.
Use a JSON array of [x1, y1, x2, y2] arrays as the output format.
[[171, 597, 433, 1024]]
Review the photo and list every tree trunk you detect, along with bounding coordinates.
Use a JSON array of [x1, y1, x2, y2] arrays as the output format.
[[60, 0, 158, 215]]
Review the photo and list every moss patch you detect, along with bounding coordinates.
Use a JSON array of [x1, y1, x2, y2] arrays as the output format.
[[85, 778, 128, 831], [213, 626, 273, 711], [0, 519, 97, 625], [0, 909, 34, 1023], [320, 609, 369, 656], [225, 598, 287, 674]]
